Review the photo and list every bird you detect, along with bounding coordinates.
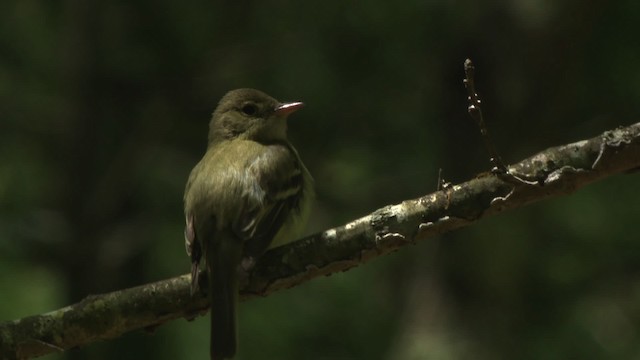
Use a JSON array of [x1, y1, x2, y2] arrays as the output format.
[[183, 88, 313, 359]]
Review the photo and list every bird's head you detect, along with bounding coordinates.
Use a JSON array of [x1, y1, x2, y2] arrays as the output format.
[[208, 88, 304, 145]]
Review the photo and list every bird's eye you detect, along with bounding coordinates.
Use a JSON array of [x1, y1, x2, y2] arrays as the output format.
[[241, 103, 258, 116]]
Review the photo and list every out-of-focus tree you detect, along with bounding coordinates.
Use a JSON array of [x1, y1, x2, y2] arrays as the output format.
[[1, 1, 639, 359]]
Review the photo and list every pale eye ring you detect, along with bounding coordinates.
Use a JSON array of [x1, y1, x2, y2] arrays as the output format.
[[241, 103, 258, 116]]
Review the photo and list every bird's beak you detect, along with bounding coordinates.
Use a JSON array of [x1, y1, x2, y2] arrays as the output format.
[[274, 102, 304, 117]]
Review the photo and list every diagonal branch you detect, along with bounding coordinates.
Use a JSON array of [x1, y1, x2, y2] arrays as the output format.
[[2, 122, 640, 359]]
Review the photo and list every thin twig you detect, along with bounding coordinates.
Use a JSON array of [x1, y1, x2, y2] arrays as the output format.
[[463, 59, 506, 173]]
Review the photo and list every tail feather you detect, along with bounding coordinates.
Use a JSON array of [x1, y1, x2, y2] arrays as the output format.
[[208, 235, 242, 360]]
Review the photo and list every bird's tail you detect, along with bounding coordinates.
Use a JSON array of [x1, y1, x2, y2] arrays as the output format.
[[207, 235, 243, 360]]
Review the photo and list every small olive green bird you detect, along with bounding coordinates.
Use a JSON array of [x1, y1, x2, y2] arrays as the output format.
[[184, 88, 313, 360]]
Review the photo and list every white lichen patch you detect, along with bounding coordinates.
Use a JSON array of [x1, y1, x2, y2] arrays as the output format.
[[321, 228, 337, 241], [345, 216, 370, 231], [390, 203, 409, 222], [380, 232, 405, 241]]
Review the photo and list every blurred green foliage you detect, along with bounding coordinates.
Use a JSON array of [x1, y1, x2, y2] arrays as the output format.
[[1, 0, 639, 359]]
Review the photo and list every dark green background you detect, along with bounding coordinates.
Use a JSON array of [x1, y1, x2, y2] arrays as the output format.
[[1, 1, 639, 359]]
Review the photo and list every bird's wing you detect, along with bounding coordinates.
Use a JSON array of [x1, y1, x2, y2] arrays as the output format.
[[184, 213, 202, 295], [233, 143, 304, 258]]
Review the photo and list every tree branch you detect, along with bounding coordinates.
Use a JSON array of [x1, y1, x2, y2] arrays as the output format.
[[2, 122, 640, 359]]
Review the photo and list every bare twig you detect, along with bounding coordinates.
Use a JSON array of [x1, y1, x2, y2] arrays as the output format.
[[463, 59, 506, 173]]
